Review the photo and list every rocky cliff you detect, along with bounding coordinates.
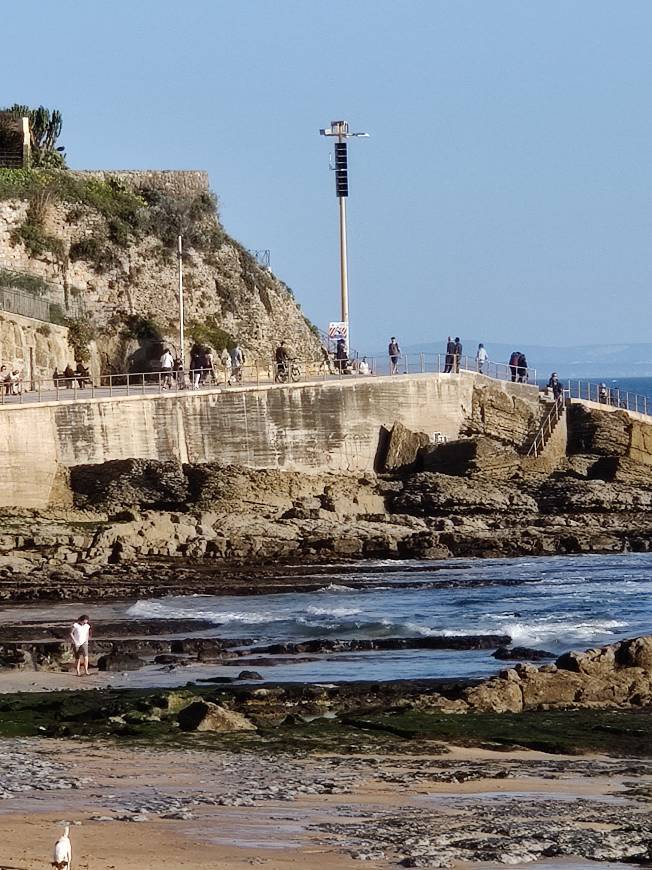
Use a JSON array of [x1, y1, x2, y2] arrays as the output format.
[[0, 169, 321, 373]]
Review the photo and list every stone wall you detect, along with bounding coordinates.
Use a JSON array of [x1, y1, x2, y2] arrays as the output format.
[[0, 310, 70, 383], [0, 372, 540, 508]]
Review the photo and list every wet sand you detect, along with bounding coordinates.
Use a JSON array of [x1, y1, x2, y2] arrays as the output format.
[[0, 739, 648, 869]]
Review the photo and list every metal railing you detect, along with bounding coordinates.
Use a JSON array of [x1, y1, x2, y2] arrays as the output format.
[[566, 380, 650, 416], [366, 352, 536, 383], [0, 354, 540, 407], [526, 393, 565, 458]]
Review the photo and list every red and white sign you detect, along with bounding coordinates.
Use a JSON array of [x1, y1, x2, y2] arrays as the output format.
[[328, 321, 348, 340]]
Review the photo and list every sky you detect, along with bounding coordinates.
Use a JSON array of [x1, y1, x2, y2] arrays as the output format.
[[2, 0, 652, 352]]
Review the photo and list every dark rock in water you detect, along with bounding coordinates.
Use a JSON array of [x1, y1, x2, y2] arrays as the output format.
[[255, 634, 511, 656], [237, 670, 263, 680], [97, 653, 146, 672], [154, 654, 180, 664], [196, 676, 235, 684], [493, 645, 555, 661]]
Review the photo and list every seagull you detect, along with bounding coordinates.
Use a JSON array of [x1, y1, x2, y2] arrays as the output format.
[[52, 825, 72, 870]]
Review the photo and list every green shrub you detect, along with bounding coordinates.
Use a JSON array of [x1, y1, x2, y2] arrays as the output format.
[[10, 220, 65, 261], [65, 315, 94, 362], [69, 236, 119, 271], [188, 316, 233, 352], [49, 303, 66, 325], [36, 324, 51, 337]]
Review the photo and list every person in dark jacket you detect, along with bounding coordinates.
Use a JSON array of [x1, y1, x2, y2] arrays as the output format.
[[444, 336, 455, 373], [508, 351, 520, 382], [547, 372, 563, 400], [453, 337, 463, 373], [517, 352, 528, 382]]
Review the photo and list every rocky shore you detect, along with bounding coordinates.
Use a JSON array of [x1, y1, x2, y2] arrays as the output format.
[[0, 404, 651, 602]]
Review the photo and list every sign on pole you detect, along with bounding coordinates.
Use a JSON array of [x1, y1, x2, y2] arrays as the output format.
[[328, 321, 348, 341]]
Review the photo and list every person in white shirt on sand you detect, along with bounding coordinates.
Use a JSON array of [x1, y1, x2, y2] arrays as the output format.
[[70, 615, 91, 676]]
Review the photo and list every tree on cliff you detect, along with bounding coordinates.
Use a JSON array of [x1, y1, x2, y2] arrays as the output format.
[[0, 104, 66, 167]]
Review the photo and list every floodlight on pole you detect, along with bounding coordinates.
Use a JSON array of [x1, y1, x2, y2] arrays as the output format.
[[319, 120, 369, 353]]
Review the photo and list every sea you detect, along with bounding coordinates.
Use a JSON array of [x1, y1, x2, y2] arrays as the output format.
[[8, 553, 651, 686]]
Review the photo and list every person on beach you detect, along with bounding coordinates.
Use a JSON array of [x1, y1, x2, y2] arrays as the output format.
[[476, 343, 488, 374], [388, 336, 401, 374], [70, 615, 91, 676]]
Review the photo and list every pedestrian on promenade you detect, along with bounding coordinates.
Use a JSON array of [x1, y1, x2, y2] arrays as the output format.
[[453, 337, 463, 373], [52, 367, 62, 390], [160, 347, 174, 389], [547, 372, 563, 400], [443, 336, 455, 373], [70, 615, 91, 677], [75, 363, 91, 389], [220, 347, 232, 383], [230, 343, 244, 384], [517, 352, 528, 383], [64, 364, 75, 388], [508, 351, 520, 382], [476, 343, 488, 374], [205, 347, 216, 384], [388, 337, 401, 374]]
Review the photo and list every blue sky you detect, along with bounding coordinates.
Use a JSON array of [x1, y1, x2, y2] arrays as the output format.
[[2, 0, 652, 352]]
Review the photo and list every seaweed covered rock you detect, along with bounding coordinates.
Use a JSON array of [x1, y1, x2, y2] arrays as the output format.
[[177, 700, 256, 732]]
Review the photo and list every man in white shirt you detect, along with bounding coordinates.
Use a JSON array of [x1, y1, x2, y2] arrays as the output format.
[[70, 615, 91, 676], [160, 348, 174, 389], [476, 343, 488, 374]]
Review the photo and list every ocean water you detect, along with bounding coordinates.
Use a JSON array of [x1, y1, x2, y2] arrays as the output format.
[[120, 553, 652, 682], [4, 554, 651, 685]]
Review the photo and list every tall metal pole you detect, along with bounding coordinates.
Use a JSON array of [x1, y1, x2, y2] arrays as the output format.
[[177, 234, 185, 368], [320, 120, 368, 358], [338, 192, 349, 350]]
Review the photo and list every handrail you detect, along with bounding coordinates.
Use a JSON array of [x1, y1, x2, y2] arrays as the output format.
[[526, 393, 565, 458], [0, 354, 538, 407], [566, 379, 650, 416]]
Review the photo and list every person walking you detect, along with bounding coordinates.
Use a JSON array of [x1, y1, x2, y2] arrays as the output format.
[[388, 337, 401, 374], [508, 351, 520, 382], [70, 615, 91, 677], [517, 352, 528, 383], [453, 337, 463, 373], [547, 372, 563, 401], [476, 343, 488, 374], [160, 347, 174, 389], [230, 343, 244, 384], [220, 347, 232, 383]]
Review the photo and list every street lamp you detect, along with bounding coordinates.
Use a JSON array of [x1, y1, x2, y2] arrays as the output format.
[[319, 120, 369, 354]]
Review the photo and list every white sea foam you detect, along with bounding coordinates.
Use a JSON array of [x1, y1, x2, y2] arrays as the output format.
[[305, 605, 362, 618], [316, 583, 356, 593]]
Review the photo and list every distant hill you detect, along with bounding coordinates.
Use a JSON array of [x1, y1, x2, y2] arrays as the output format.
[[397, 340, 652, 379]]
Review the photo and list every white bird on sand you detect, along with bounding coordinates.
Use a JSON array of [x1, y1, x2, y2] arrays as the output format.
[[52, 824, 72, 870]]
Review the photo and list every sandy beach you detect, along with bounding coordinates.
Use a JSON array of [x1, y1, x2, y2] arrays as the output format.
[[0, 737, 649, 869]]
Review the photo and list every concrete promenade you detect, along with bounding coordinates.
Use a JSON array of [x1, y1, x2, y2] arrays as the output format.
[[0, 371, 539, 508]]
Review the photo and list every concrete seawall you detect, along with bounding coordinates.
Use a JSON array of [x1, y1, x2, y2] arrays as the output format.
[[0, 372, 539, 508]]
